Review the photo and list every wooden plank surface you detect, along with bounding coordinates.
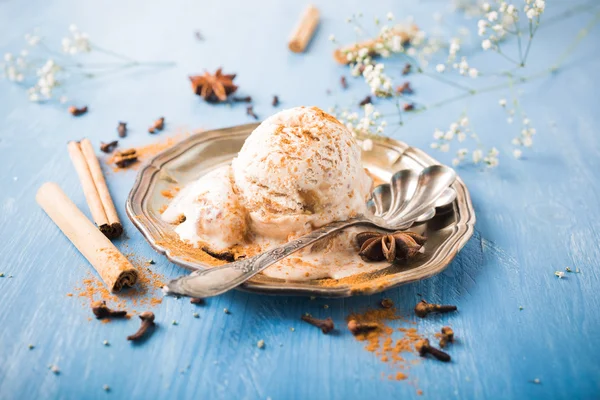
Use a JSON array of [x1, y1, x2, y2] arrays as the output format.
[[0, 1, 599, 399]]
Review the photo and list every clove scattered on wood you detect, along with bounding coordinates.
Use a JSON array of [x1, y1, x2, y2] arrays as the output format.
[[347, 319, 380, 335], [359, 96, 372, 106], [91, 300, 127, 319], [301, 314, 334, 334], [272, 95, 280, 107], [127, 311, 155, 341], [414, 300, 457, 318], [415, 338, 451, 362], [117, 122, 127, 138], [69, 105, 88, 116], [148, 117, 165, 134], [100, 140, 118, 153], [246, 106, 258, 120], [439, 326, 455, 348], [190, 297, 205, 305]]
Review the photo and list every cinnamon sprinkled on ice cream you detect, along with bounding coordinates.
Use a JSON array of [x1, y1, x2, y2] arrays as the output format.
[[161, 106, 375, 280]]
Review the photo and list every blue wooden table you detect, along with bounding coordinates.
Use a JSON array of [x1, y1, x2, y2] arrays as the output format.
[[1, 1, 599, 399]]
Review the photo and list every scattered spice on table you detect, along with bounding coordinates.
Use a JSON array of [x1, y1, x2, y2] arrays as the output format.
[[232, 96, 252, 103], [148, 117, 165, 134], [272, 95, 280, 107], [359, 96, 372, 106], [340, 76, 348, 89], [247, 105, 258, 120], [104, 133, 190, 172], [346, 304, 427, 388], [301, 315, 334, 334], [396, 82, 413, 95], [69, 105, 88, 116], [189, 68, 238, 103], [402, 63, 412, 75], [113, 149, 138, 168], [100, 140, 118, 153], [403, 103, 415, 112], [414, 300, 457, 318], [117, 122, 127, 138], [127, 311, 155, 341]]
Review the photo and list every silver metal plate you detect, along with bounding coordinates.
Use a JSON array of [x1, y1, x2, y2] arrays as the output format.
[[126, 123, 476, 297]]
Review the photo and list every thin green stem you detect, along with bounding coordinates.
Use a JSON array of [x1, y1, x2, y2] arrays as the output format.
[[420, 71, 475, 93], [90, 43, 136, 62], [551, 10, 600, 71]]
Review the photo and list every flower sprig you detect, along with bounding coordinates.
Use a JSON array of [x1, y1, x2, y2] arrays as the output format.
[[326, 0, 571, 170], [1, 25, 175, 104]]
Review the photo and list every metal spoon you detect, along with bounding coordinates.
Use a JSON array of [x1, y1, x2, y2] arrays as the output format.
[[164, 165, 456, 298]]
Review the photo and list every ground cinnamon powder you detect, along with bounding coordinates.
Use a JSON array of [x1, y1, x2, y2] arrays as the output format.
[[347, 305, 425, 393], [70, 250, 166, 316]]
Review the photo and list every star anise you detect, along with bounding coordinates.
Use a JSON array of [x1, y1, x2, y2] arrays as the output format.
[[189, 68, 238, 103], [356, 231, 426, 262]]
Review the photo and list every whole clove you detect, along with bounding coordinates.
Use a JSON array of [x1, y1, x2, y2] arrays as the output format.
[[359, 96, 372, 106], [127, 311, 155, 341], [380, 298, 394, 309], [340, 76, 348, 89], [232, 96, 252, 103], [100, 140, 118, 153], [114, 148, 138, 168], [402, 63, 412, 75], [117, 122, 127, 138], [347, 319, 380, 335], [414, 300, 457, 318], [272, 95, 280, 107], [301, 315, 334, 334], [415, 338, 451, 362], [396, 82, 413, 95], [403, 103, 415, 111], [246, 106, 258, 120], [190, 297, 205, 305], [202, 246, 236, 262], [439, 326, 455, 348], [69, 105, 88, 116], [148, 117, 165, 134], [91, 300, 127, 319]]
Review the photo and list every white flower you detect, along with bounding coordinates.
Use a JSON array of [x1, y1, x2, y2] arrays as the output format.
[[386, 12, 394, 20], [507, 117, 513, 124], [457, 148, 468, 157], [4, 52, 13, 62], [489, 147, 499, 157], [468, 68, 478, 78], [487, 11, 498, 22], [460, 117, 469, 127], [444, 131, 455, 140], [457, 132, 467, 142], [16, 73, 24, 82], [452, 158, 460, 166], [512, 138, 521, 145], [59, 95, 68, 104], [449, 122, 459, 132], [477, 20, 488, 30], [328, 34, 336, 42], [507, 5, 515, 14], [499, 98, 507, 107], [482, 3, 491, 12], [436, 64, 446, 73], [430, 142, 439, 149], [440, 144, 450, 153], [513, 149, 522, 159], [523, 137, 533, 147], [362, 139, 374, 151], [526, 8, 537, 19], [472, 149, 483, 163], [28, 92, 40, 102], [523, 118, 530, 125], [433, 129, 444, 139], [482, 39, 492, 50]]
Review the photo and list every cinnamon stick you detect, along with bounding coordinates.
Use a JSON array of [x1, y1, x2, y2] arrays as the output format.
[[79, 139, 123, 238], [333, 24, 419, 64], [288, 5, 320, 53], [36, 182, 138, 292]]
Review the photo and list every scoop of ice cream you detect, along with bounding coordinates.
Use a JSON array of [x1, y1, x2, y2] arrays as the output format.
[[161, 165, 247, 251], [231, 106, 372, 239]]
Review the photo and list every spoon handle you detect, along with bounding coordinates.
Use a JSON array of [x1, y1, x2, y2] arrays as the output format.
[[164, 218, 368, 298]]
